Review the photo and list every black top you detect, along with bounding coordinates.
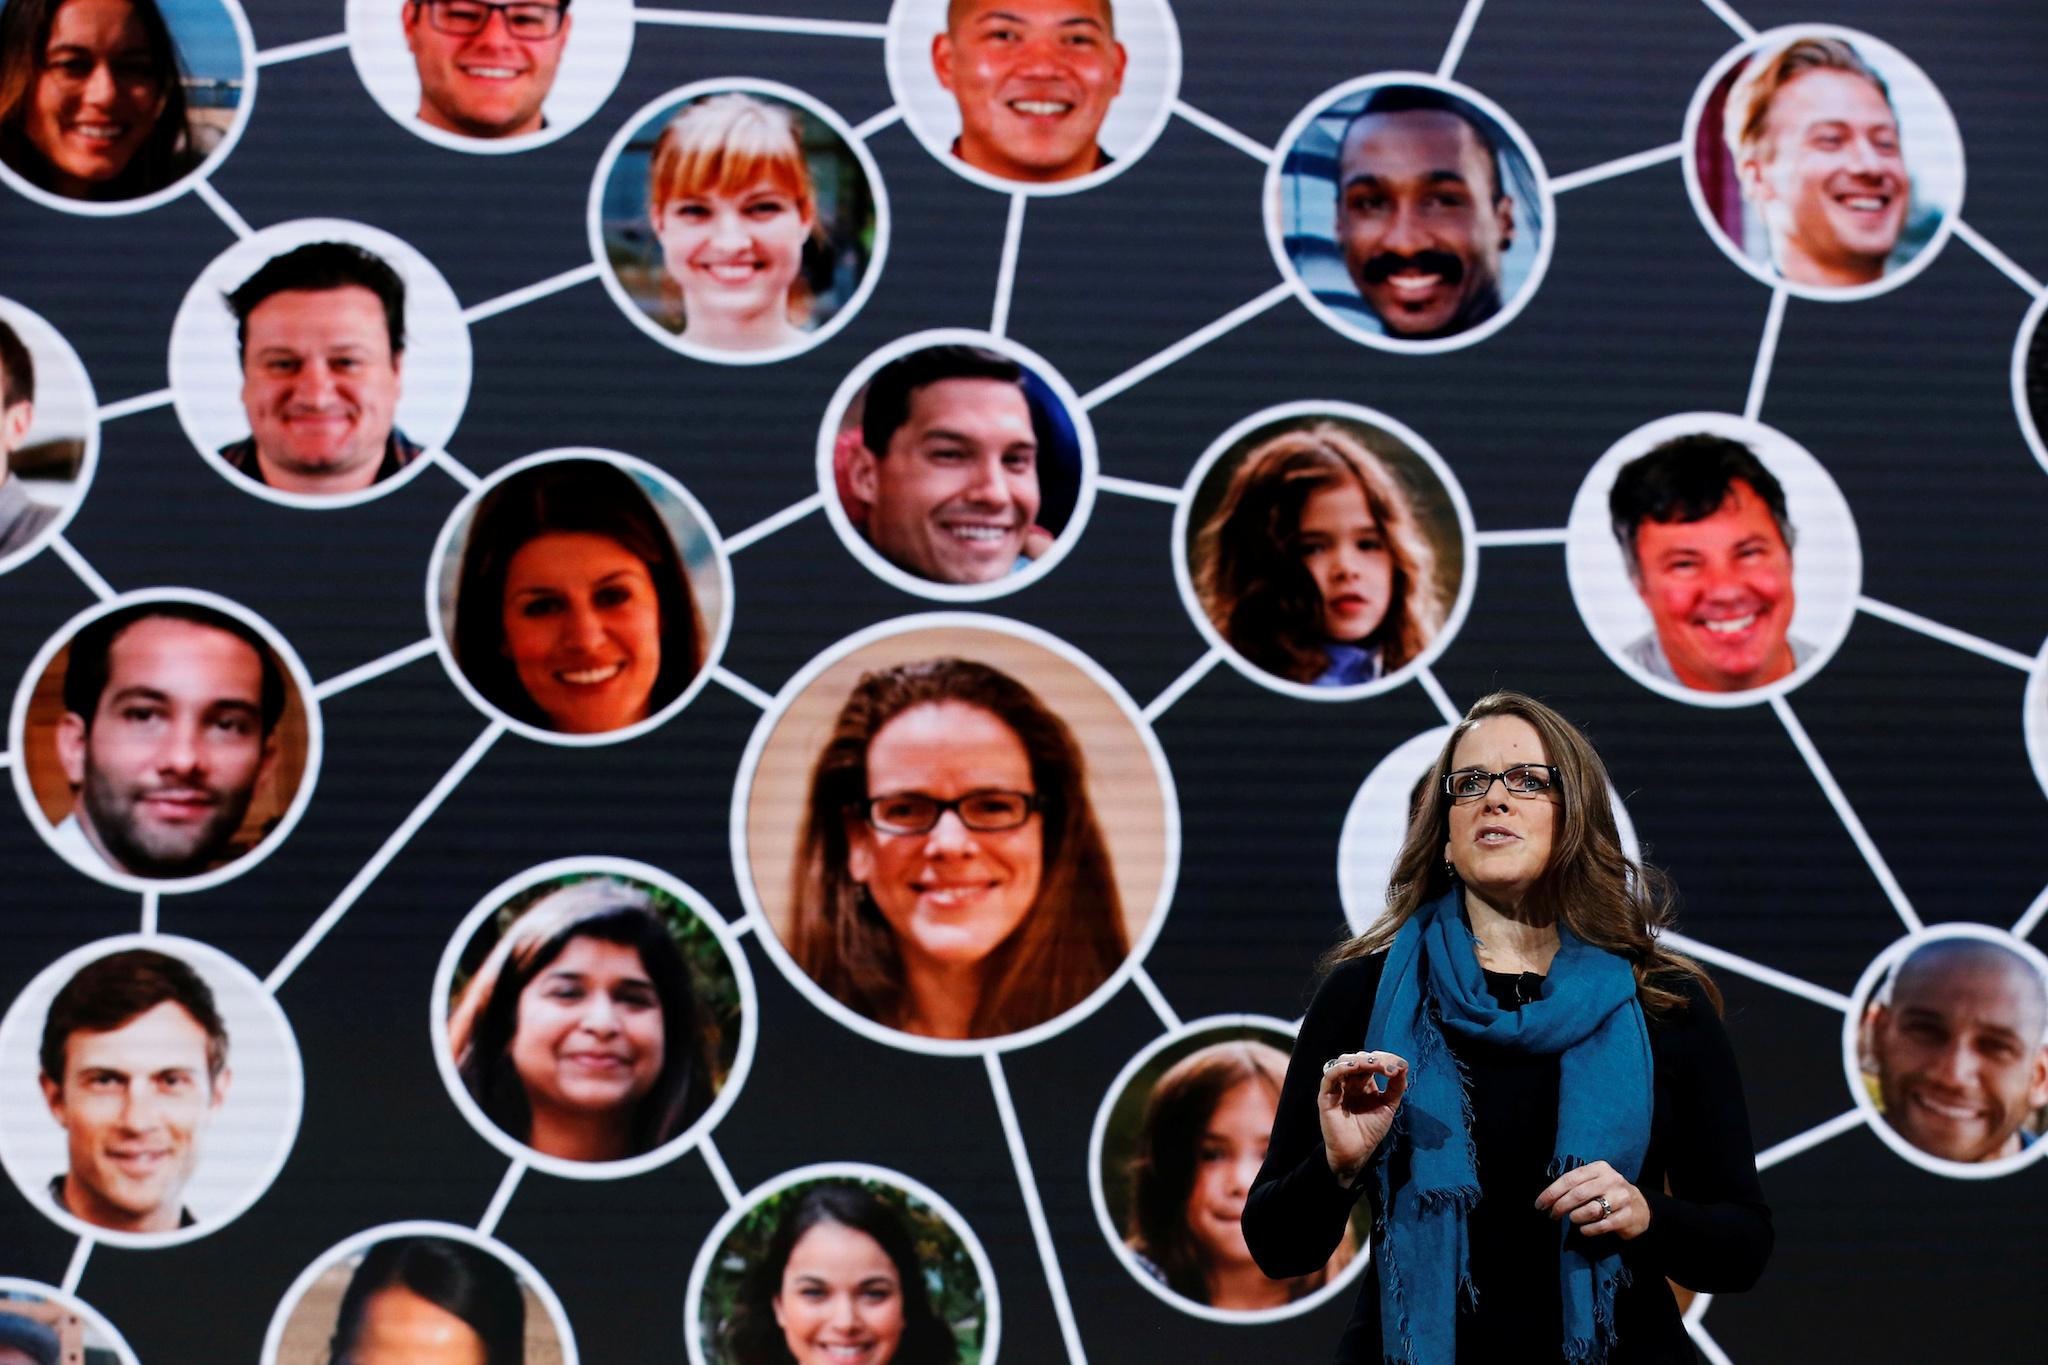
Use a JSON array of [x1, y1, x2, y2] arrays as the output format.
[[1244, 954, 1773, 1364]]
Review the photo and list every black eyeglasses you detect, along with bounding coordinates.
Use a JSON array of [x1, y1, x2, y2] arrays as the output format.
[[419, 0, 567, 39], [860, 790, 1039, 835], [1443, 764, 1561, 801]]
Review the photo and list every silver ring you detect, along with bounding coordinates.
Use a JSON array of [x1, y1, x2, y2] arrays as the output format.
[[1597, 1195, 1613, 1219], [1322, 1057, 1341, 1074]]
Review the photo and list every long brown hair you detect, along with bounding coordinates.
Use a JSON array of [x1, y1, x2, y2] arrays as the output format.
[[1194, 422, 1445, 683], [1329, 691, 1718, 1019], [789, 657, 1128, 1037]]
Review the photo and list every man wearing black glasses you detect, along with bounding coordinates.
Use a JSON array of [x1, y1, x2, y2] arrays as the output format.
[[403, 0, 573, 140]]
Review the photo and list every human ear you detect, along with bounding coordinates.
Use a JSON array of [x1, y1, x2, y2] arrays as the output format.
[[56, 711, 87, 789]]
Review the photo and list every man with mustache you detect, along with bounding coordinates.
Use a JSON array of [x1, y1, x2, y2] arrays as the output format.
[[39, 948, 232, 1234], [1723, 36, 1911, 289], [931, 0, 1127, 183], [1335, 86, 1515, 341], [218, 242, 418, 498], [52, 601, 285, 879], [1607, 434, 1811, 694]]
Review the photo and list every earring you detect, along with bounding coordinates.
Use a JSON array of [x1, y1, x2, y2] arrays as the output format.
[[1443, 858, 1459, 882]]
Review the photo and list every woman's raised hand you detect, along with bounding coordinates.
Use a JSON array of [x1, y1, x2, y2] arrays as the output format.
[[1317, 1050, 1408, 1184]]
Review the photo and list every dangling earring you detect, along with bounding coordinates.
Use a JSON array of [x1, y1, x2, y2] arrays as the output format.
[[1443, 858, 1459, 882]]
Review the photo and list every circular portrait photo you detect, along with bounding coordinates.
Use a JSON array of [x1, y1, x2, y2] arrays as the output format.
[[735, 614, 1178, 1053], [9, 589, 321, 893], [883, 0, 1181, 196], [263, 1222, 576, 1364], [347, 0, 635, 153], [2012, 289, 2048, 479], [168, 217, 471, 508], [819, 329, 1097, 600], [0, 1278, 141, 1365], [1336, 726, 1643, 935], [1174, 402, 1475, 700], [0, 296, 98, 575], [1846, 925, 2048, 1178], [1268, 74, 1552, 354], [1090, 1018, 1366, 1322], [0, 934, 304, 1248], [589, 78, 887, 365], [431, 857, 756, 1178], [1565, 412, 1861, 707], [0, 0, 254, 215], [688, 1165, 998, 1365], [1683, 25, 1964, 301], [430, 449, 731, 745]]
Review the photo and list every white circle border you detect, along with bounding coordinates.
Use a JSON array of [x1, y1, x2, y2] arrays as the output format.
[[1262, 71, 1557, 356], [728, 610, 1182, 1058], [1085, 1013, 1372, 1325], [7, 587, 326, 894], [259, 1219, 580, 1364], [1840, 920, 2048, 1180], [585, 78, 892, 367], [881, 0, 1183, 200], [1170, 400, 1480, 702], [0, 295, 101, 577], [683, 1160, 1002, 1365], [814, 327, 1100, 602], [428, 855, 759, 1181], [0, 0, 259, 218], [2009, 288, 2048, 479], [2025, 635, 2048, 803], [0, 932, 306, 1250], [425, 447, 737, 748], [1678, 23, 1966, 305], [0, 1277, 140, 1365]]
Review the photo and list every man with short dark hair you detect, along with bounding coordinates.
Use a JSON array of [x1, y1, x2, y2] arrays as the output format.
[[1607, 433, 1809, 692], [0, 317, 56, 558], [848, 345, 1044, 584], [403, 0, 574, 140], [1869, 938, 2048, 1163], [1335, 87, 1515, 340], [39, 948, 232, 1233], [220, 242, 417, 496], [931, 0, 1127, 183], [54, 601, 285, 878]]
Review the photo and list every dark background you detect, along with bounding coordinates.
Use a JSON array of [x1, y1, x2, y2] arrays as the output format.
[[2, 0, 2045, 1360]]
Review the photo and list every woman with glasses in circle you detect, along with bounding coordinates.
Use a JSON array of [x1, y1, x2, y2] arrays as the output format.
[[787, 657, 1127, 1040], [1244, 691, 1773, 1363]]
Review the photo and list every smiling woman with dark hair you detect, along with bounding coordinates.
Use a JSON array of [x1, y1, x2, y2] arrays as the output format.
[[0, 0, 204, 200]]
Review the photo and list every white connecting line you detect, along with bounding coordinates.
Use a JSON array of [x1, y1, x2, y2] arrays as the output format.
[[1143, 648, 1222, 724], [699, 1136, 743, 1207], [990, 194, 1029, 338], [477, 1160, 527, 1238], [985, 1054, 1088, 1364], [1744, 287, 1788, 423], [1770, 697, 1921, 935], [1437, 0, 1488, 80], [632, 7, 886, 39]]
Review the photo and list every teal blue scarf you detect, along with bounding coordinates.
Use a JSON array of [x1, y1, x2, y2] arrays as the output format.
[[1365, 889, 1651, 1364]]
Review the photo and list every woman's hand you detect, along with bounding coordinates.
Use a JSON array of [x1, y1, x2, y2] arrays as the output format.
[[1318, 1050, 1408, 1184], [1535, 1160, 1651, 1240]]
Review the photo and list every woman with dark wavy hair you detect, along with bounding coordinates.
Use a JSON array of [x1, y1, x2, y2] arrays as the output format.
[[720, 1182, 960, 1365], [1245, 691, 1772, 1363], [448, 877, 720, 1162], [1194, 421, 1444, 687], [452, 458, 706, 734], [788, 657, 1126, 1040], [0, 0, 203, 201], [327, 1235, 524, 1365]]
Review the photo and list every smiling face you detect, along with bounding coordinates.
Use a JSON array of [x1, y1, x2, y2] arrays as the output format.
[[402, 0, 571, 139], [1337, 108, 1513, 339], [39, 1000, 226, 1234], [1741, 67, 1909, 288], [1631, 479, 1797, 693], [499, 531, 664, 733], [25, 0, 165, 196], [653, 177, 812, 350], [508, 936, 665, 1147], [1183, 1077, 1273, 1278], [1296, 476, 1393, 646], [57, 615, 276, 879], [343, 1286, 489, 1365], [773, 1220, 907, 1365], [1444, 715, 1558, 915], [239, 285, 405, 496], [932, 0, 1127, 183], [1872, 943, 2048, 1164], [853, 377, 1041, 584], [848, 701, 1044, 999]]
